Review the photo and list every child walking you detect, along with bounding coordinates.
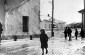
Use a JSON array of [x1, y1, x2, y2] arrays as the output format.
[[40, 29, 48, 55], [75, 28, 78, 40]]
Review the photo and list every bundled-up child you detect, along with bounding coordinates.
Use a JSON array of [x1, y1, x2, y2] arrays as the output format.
[[0, 22, 3, 45], [40, 29, 48, 55], [80, 28, 84, 39], [75, 28, 78, 40]]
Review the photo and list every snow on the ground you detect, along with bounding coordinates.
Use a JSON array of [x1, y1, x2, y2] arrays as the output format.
[[45, 37, 85, 55], [1, 29, 84, 55], [0, 38, 41, 55], [0, 34, 85, 55], [46, 30, 64, 38]]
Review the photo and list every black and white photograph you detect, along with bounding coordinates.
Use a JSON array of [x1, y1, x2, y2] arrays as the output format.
[[0, 0, 85, 55]]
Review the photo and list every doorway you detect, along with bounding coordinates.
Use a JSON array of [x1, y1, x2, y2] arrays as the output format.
[[22, 16, 29, 32]]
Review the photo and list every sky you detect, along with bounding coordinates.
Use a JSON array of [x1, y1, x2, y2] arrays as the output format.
[[40, 0, 84, 24]]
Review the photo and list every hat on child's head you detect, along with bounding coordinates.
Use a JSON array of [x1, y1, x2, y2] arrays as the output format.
[[40, 29, 45, 34]]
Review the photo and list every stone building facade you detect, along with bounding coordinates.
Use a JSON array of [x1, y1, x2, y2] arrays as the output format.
[[0, 0, 40, 38]]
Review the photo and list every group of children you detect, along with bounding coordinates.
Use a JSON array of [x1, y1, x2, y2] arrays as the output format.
[[64, 27, 72, 41], [64, 27, 84, 41], [40, 28, 85, 55]]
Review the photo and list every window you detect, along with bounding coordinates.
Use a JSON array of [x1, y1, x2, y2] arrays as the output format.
[[22, 16, 29, 32]]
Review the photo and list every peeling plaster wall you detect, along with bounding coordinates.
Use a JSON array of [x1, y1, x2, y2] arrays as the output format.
[[6, 0, 24, 10], [0, 0, 5, 35], [0, 0, 5, 22], [5, 10, 22, 35], [5, 0, 40, 36]]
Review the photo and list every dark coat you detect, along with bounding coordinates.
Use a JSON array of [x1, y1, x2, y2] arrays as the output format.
[[40, 33, 48, 48], [64, 29, 68, 38], [64, 29, 67, 34], [80, 30, 84, 38], [0, 23, 3, 34], [68, 28, 72, 35], [64, 29, 68, 35], [75, 30, 78, 36]]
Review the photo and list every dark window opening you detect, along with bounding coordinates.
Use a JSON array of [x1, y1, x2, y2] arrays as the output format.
[[23, 16, 29, 32]]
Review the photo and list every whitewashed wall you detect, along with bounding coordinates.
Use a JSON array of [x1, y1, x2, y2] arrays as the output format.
[[5, 0, 40, 36], [0, 0, 5, 35]]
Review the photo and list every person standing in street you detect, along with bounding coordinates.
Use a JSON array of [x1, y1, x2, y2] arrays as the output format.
[[75, 28, 78, 40], [0, 22, 3, 45], [80, 28, 84, 39], [40, 29, 48, 55], [68, 27, 72, 41], [64, 27, 68, 40]]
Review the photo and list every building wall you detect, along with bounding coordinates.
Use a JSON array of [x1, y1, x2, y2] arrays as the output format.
[[7, 0, 23, 10], [0, 0, 5, 35], [40, 20, 65, 31], [40, 21, 51, 30], [40, 21, 45, 29], [58, 23, 65, 30], [5, 0, 40, 36]]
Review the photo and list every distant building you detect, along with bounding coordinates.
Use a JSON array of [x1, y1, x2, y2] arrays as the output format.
[[54, 20, 66, 30], [40, 19, 51, 31], [40, 19, 66, 31]]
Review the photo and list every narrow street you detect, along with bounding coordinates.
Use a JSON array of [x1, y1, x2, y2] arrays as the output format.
[[0, 37, 85, 55], [0, 0, 84, 55]]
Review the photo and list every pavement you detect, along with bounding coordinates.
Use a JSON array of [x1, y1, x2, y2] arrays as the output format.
[[0, 37, 85, 55]]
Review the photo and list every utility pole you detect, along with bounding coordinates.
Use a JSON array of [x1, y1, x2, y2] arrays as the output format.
[[82, 0, 85, 29], [51, 0, 54, 37], [82, 0, 85, 30], [84, 0, 85, 9]]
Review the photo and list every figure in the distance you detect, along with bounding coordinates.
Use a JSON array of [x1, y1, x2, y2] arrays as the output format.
[[64, 27, 68, 40], [0, 22, 3, 45], [80, 28, 84, 40], [75, 28, 78, 40]]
